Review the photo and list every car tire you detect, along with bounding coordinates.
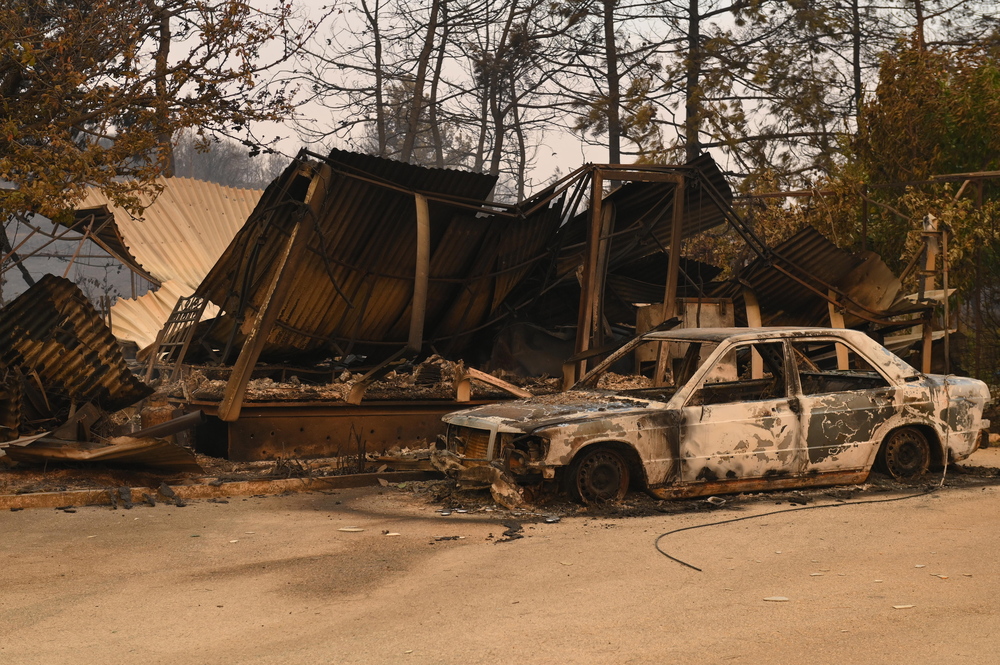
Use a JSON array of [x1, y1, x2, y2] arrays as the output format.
[[878, 427, 931, 479], [567, 446, 630, 504]]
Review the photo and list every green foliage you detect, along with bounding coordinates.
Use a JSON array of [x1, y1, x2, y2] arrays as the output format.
[[0, 0, 303, 221], [848, 40, 1000, 271], [855, 41, 1000, 183]]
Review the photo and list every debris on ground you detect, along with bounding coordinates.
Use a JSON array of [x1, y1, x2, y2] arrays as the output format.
[[496, 521, 524, 543], [3, 435, 201, 473], [0, 275, 153, 441], [429, 449, 527, 510], [374, 447, 434, 471], [155, 360, 562, 405], [158, 482, 185, 507], [388, 457, 1000, 523]]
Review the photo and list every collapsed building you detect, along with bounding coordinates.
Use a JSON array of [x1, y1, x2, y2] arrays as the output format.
[[0, 275, 203, 472], [72, 177, 263, 349], [0, 148, 948, 469]]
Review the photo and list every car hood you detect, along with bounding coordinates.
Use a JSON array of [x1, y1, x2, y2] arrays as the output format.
[[442, 390, 663, 432]]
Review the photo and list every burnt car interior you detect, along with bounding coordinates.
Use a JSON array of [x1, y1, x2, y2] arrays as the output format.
[[791, 340, 891, 394], [581, 333, 905, 407], [592, 338, 793, 406], [589, 334, 899, 407], [599, 340, 716, 402], [690, 342, 787, 406]]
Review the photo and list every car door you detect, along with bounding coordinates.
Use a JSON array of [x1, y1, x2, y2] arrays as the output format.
[[789, 338, 897, 471], [678, 340, 806, 484]]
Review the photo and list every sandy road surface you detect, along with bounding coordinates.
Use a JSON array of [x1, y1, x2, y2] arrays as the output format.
[[2, 451, 1000, 665]]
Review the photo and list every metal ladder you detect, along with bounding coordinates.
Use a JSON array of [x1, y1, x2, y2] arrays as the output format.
[[144, 295, 208, 382]]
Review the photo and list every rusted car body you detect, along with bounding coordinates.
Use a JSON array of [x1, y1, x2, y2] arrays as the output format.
[[441, 328, 991, 502]]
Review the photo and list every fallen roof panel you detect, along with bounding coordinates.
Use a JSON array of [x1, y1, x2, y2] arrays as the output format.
[[2, 435, 202, 473], [70, 178, 262, 347], [193, 149, 564, 361], [109, 280, 219, 350], [714, 225, 903, 326], [74, 177, 263, 289], [0, 274, 153, 412]]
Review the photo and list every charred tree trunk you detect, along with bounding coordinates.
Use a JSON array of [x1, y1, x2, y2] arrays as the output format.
[[488, 1, 519, 178], [913, 0, 926, 52], [361, 0, 387, 157], [684, 0, 702, 162], [602, 0, 621, 165], [429, 0, 449, 168], [473, 89, 489, 173], [400, 0, 442, 164], [851, 0, 862, 115], [152, 1, 174, 176], [512, 81, 527, 203]]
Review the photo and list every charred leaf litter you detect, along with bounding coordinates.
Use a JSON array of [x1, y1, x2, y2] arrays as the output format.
[[6, 451, 997, 517], [388, 459, 1000, 529]]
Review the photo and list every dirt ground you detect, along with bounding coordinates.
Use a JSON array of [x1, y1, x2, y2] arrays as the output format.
[[2, 449, 1000, 665]]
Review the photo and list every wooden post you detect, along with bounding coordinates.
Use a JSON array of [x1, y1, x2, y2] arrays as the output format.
[[409, 193, 432, 353], [663, 176, 686, 321], [743, 287, 763, 379], [218, 164, 331, 422], [827, 290, 849, 370], [921, 214, 939, 374], [591, 201, 616, 349], [572, 169, 605, 386], [942, 227, 950, 374], [975, 181, 984, 379], [654, 176, 685, 385]]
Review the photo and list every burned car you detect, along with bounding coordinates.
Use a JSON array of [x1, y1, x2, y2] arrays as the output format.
[[440, 328, 991, 503]]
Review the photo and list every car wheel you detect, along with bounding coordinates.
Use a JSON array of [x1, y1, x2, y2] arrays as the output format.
[[568, 446, 630, 504], [879, 427, 931, 479]]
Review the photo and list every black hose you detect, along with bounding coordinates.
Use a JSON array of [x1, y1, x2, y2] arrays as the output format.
[[654, 485, 940, 572]]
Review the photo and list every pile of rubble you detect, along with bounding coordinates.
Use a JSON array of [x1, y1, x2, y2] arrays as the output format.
[[157, 356, 562, 404]]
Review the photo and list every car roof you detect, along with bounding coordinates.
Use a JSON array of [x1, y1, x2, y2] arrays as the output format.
[[641, 326, 864, 343]]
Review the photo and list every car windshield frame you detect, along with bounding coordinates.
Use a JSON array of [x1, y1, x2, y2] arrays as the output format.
[[573, 329, 911, 397], [573, 331, 733, 392]]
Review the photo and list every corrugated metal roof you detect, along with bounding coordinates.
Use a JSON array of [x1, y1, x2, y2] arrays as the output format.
[[554, 154, 733, 281], [193, 149, 564, 361], [71, 178, 261, 347], [75, 178, 263, 289], [0, 275, 153, 416], [714, 225, 903, 326], [109, 280, 220, 349]]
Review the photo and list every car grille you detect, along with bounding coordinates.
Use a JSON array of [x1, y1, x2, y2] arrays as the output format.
[[452, 426, 491, 459]]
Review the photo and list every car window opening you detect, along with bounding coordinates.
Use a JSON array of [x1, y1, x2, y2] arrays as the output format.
[[689, 342, 787, 406], [790, 340, 891, 395]]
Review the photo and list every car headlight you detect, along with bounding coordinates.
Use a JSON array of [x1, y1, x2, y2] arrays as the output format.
[[503, 435, 549, 472]]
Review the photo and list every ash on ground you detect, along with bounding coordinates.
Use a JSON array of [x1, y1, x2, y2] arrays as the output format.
[[157, 357, 562, 404], [386, 461, 1000, 522]]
